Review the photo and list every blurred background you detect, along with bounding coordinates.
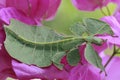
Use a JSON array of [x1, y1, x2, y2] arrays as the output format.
[[44, 0, 116, 35]]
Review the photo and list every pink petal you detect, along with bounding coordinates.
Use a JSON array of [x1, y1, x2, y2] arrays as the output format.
[[0, 0, 6, 8], [111, 0, 120, 5], [69, 64, 101, 80], [0, 22, 16, 79], [101, 16, 120, 36], [6, 0, 49, 19], [98, 35, 120, 46], [72, 0, 110, 11], [99, 54, 120, 80], [0, 45, 16, 80], [0, 7, 41, 25], [12, 60, 69, 80], [12, 60, 45, 80], [44, 0, 61, 21], [102, 56, 120, 80], [0, 21, 5, 43], [93, 42, 108, 53], [0, 0, 60, 25], [114, 8, 120, 23]]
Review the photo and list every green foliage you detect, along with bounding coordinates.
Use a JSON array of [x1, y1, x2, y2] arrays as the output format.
[[44, 0, 116, 34], [85, 43, 104, 71], [52, 52, 66, 70], [4, 20, 83, 68], [69, 18, 113, 70], [62, 39, 84, 50], [5, 20, 66, 67], [4, 18, 113, 70], [70, 18, 113, 36], [84, 36, 103, 45], [67, 49, 80, 66]]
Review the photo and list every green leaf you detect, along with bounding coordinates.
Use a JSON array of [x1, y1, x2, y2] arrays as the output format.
[[67, 49, 80, 66], [4, 19, 84, 68], [85, 43, 104, 71], [84, 36, 103, 45], [52, 52, 66, 70], [70, 23, 87, 36], [70, 18, 113, 36], [62, 39, 84, 50]]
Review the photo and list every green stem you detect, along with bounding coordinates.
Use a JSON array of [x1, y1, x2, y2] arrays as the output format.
[[103, 51, 116, 69], [104, 46, 119, 68], [100, 45, 118, 74]]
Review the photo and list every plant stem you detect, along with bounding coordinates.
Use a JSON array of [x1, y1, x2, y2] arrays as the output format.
[[103, 51, 116, 69], [100, 45, 118, 74]]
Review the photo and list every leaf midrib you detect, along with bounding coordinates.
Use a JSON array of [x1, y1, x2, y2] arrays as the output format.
[[5, 27, 83, 46]]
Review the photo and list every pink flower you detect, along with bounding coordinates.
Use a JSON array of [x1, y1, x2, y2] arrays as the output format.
[[99, 16, 120, 46], [111, 0, 120, 5], [0, 0, 64, 80], [69, 64, 101, 80], [71, 0, 110, 11], [68, 45, 102, 80], [0, 46, 16, 80], [69, 53, 120, 80], [0, 0, 61, 25], [102, 16, 120, 36], [0, 47, 69, 80], [0, 23, 16, 79], [69, 44, 120, 80], [0, 1, 62, 79], [12, 60, 69, 80], [102, 56, 120, 80], [44, 0, 61, 21]]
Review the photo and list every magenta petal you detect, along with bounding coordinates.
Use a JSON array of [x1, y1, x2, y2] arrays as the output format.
[[68, 52, 120, 80], [6, 0, 49, 19], [103, 57, 120, 80], [69, 64, 101, 80], [0, 7, 41, 25], [0, 46, 16, 80], [114, 9, 120, 24], [12, 60, 69, 80], [0, 21, 5, 43], [101, 16, 120, 36], [111, 0, 120, 5], [72, 0, 110, 11], [0, 0, 5, 8], [100, 55, 120, 80], [12, 60, 45, 80], [98, 35, 120, 46], [28, 0, 49, 19], [0, 23, 16, 79], [45, 0, 61, 21], [42, 66, 69, 80], [93, 42, 108, 53], [6, 0, 31, 15], [0, 0, 61, 25]]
